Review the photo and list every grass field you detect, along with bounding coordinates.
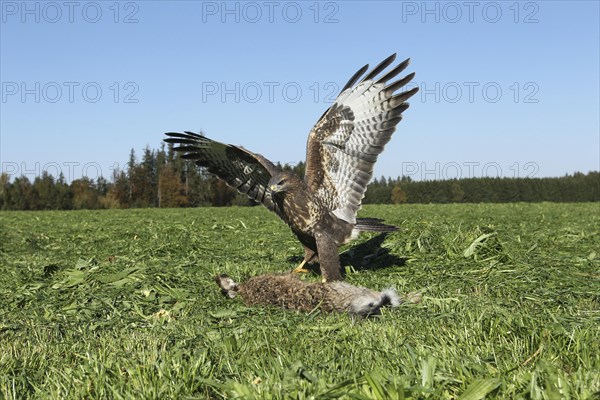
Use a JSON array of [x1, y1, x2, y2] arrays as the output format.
[[1, 203, 599, 399]]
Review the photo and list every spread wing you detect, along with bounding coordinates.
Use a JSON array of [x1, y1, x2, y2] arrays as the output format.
[[304, 54, 418, 224], [164, 131, 280, 213]]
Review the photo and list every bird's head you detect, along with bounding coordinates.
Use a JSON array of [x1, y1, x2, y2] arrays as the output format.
[[268, 172, 296, 195]]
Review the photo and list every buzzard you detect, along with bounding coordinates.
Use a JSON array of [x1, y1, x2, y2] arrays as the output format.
[[164, 54, 418, 281]]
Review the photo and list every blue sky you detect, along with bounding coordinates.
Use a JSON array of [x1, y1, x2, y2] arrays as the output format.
[[1, 1, 599, 182]]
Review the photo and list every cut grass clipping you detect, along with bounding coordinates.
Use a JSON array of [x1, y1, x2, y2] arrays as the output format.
[[1, 203, 599, 399]]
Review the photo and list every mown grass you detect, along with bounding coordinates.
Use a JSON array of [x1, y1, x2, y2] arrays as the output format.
[[0, 203, 599, 399]]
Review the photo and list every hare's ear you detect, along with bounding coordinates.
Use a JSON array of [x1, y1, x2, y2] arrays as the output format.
[[215, 274, 239, 298], [348, 289, 404, 318], [379, 289, 402, 307]]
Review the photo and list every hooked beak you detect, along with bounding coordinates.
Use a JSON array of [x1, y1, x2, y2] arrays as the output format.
[[270, 184, 281, 192]]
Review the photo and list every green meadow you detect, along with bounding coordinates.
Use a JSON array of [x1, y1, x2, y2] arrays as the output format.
[[1, 203, 599, 399]]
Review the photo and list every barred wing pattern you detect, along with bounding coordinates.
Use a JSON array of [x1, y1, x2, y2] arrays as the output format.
[[164, 131, 279, 213], [304, 54, 418, 224]]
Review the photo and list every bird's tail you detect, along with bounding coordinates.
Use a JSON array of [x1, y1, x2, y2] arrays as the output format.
[[215, 274, 239, 298], [355, 218, 398, 232]]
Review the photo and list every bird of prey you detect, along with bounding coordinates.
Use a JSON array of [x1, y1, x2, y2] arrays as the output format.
[[164, 54, 418, 281]]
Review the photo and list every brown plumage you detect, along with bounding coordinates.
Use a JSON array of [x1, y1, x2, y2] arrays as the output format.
[[164, 54, 418, 281], [215, 273, 412, 318]]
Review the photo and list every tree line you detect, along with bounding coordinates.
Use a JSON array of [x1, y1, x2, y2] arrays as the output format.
[[364, 172, 599, 204], [1, 142, 598, 210]]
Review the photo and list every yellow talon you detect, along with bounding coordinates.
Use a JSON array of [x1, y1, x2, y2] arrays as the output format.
[[293, 259, 309, 274]]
